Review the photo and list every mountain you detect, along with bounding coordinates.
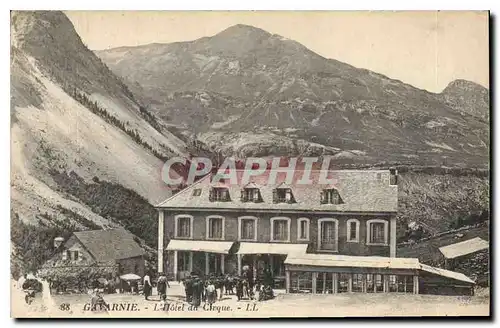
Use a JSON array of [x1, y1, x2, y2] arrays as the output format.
[[97, 24, 489, 168], [441, 79, 489, 121], [10, 10, 190, 265]]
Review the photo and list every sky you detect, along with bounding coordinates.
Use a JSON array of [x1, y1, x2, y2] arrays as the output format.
[[65, 11, 489, 93]]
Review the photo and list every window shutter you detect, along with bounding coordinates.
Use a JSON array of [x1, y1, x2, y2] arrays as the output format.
[[62, 250, 67, 260], [320, 191, 326, 204], [223, 189, 230, 202], [209, 188, 214, 202], [331, 190, 338, 204], [272, 189, 278, 203], [240, 190, 246, 202], [255, 190, 262, 203]]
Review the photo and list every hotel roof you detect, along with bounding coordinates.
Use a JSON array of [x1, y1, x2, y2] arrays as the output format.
[[156, 169, 398, 213]]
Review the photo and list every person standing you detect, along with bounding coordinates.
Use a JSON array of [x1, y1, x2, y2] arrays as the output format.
[[235, 277, 243, 301], [205, 280, 216, 305], [191, 276, 203, 307], [183, 276, 193, 303], [157, 273, 166, 300], [143, 273, 152, 300]]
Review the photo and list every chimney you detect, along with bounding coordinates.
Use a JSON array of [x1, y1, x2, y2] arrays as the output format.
[[53, 237, 65, 249], [389, 167, 398, 186]]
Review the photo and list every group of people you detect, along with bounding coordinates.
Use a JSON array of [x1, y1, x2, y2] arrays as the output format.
[[142, 272, 170, 301], [181, 267, 275, 306]]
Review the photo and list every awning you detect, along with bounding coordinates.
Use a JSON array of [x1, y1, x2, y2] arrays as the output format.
[[237, 242, 308, 255], [284, 253, 420, 270], [166, 239, 234, 254], [420, 264, 475, 284]]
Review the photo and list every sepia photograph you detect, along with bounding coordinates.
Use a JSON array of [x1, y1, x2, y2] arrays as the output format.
[[10, 10, 490, 318]]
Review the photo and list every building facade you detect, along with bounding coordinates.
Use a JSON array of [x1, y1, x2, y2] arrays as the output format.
[[41, 229, 146, 279], [156, 168, 475, 295], [157, 169, 397, 278]]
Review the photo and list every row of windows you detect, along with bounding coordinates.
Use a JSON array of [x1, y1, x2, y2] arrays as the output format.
[[203, 187, 343, 205], [290, 272, 413, 294], [174, 216, 389, 251], [62, 250, 80, 261]]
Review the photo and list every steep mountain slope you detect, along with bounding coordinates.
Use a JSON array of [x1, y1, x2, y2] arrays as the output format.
[[10, 11, 188, 240], [97, 24, 489, 168]]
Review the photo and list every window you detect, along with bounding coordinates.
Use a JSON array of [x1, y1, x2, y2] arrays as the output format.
[[238, 216, 258, 241], [315, 272, 334, 294], [297, 218, 310, 241], [321, 188, 343, 205], [209, 187, 231, 202], [366, 219, 388, 245], [397, 275, 414, 293], [192, 188, 202, 196], [273, 188, 295, 203], [337, 273, 349, 293], [271, 255, 286, 276], [390, 168, 398, 185], [318, 218, 338, 251], [366, 274, 374, 293], [241, 188, 262, 202], [178, 251, 191, 272], [270, 217, 291, 242], [63, 249, 79, 261], [346, 219, 360, 242], [374, 274, 384, 292], [206, 216, 224, 240], [289, 271, 313, 293], [175, 215, 193, 238], [388, 275, 397, 292], [352, 273, 364, 292]]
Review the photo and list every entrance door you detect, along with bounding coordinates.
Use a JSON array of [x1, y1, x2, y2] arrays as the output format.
[[208, 253, 222, 275], [177, 251, 191, 280]]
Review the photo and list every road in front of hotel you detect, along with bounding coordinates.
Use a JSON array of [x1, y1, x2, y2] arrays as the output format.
[[12, 281, 489, 318]]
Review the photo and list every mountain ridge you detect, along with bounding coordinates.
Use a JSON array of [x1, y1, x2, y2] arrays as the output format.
[[96, 24, 488, 95], [97, 23, 489, 168], [10, 10, 188, 254]]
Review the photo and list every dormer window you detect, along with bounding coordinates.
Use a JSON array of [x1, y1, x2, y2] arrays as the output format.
[[241, 188, 262, 203], [273, 188, 295, 204], [321, 188, 343, 205], [209, 187, 231, 202]]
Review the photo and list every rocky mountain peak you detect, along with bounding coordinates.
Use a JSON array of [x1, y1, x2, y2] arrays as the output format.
[[441, 79, 489, 120], [442, 79, 488, 95], [11, 11, 78, 49]]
